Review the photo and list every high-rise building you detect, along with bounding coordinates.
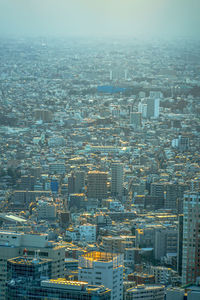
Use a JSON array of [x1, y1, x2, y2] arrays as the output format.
[[34, 109, 52, 122], [75, 170, 85, 193], [18, 175, 35, 190], [177, 215, 183, 276], [68, 193, 86, 210], [130, 112, 142, 128], [182, 191, 200, 285], [138, 102, 147, 118], [147, 98, 160, 119], [78, 251, 123, 300], [165, 183, 178, 211], [68, 172, 76, 194], [87, 171, 107, 200], [68, 171, 85, 194], [111, 162, 124, 199], [36, 199, 57, 220], [150, 182, 164, 200], [149, 91, 163, 99], [171, 135, 190, 152]]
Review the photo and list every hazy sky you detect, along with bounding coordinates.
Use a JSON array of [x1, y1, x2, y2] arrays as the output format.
[[0, 0, 200, 38]]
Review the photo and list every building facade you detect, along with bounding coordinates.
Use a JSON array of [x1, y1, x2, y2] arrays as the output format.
[[111, 162, 124, 199], [182, 191, 200, 285], [78, 251, 123, 300], [0, 231, 65, 300], [125, 284, 165, 300], [87, 171, 108, 200]]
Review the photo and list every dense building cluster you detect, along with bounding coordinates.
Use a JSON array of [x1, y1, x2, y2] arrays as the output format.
[[0, 37, 200, 299]]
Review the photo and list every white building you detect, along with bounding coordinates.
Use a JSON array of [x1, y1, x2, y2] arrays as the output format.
[[126, 284, 165, 300], [138, 102, 147, 118], [79, 224, 96, 243], [66, 224, 96, 243], [37, 199, 57, 220], [78, 251, 123, 300], [150, 266, 174, 285]]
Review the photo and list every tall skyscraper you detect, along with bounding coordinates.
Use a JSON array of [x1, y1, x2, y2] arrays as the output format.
[[130, 112, 142, 128], [111, 162, 124, 199], [87, 171, 107, 200], [150, 182, 164, 200], [182, 191, 200, 285], [165, 183, 178, 211], [147, 98, 160, 119], [78, 251, 123, 300], [177, 214, 183, 276]]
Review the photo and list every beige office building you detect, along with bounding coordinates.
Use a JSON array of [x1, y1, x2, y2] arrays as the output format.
[[0, 231, 65, 300]]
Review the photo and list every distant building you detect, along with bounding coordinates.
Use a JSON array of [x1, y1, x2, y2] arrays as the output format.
[[49, 163, 66, 175], [128, 273, 155, 285], [39, 279, 111, 299], [149, 91, 163, 99], [182, 191, 200, 285], [150, 182, 164, 201], [79, 224, 96, 243], [12, 190, 52, 210], [74, 170, 85, 193], [165, 182, 178, 210], [166, 287, 185, 300], [60, 211, 70, 228], [85, 145, 130, 154], [34, 109, 52, 122], [138, 102, 147, 118], [68, 172, 76, 194], [147, 98, 160, 119], [172, 135, 190, 152], [18, 175, 35, 190], [150, 266, 175, 285], [177, 214, 183, 276], [36, 199, 57, 220], [111, 162, 124, 199], [68, 193, 86, 210], [130, 112, 142, 128], [154, 226, 177, 261], [125, 284, 165, 300], [48, 136, 66, 147], [87, 171, 107, 200]]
